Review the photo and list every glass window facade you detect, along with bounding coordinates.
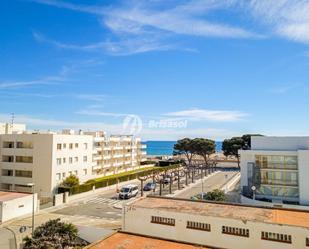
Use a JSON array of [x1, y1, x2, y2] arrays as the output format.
[[255, 155, 299, 198]]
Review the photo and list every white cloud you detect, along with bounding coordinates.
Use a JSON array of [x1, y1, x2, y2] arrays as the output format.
[[0, 76, 64, 89], [76, 109, 131, 118], [32, 0, 261, 56], [165, 108, 248, 122], [247, 0, 309, 43], [270, 84, 301, 94]]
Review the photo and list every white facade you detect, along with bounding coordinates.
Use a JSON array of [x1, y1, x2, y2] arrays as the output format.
[[0, 128, 147, 199], [123, 196, 309, 249], [0, 123, 26, 134], [240, 136, 309, 206], [0, 191, 38, 223]]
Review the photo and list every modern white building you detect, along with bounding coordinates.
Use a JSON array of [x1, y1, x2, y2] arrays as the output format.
[[0, 124, 147, 201], [123, 196, 309, 249], [240, 136, 309, 206]]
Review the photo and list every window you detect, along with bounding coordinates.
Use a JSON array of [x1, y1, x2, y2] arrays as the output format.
[[3, 141, 14, 148], [56, 173, 61, 181], [84, 143, 88, 149], [16, 141, 33, 149], [187, 221, 211, 231], [74, 157, 78, 163], [63, 143, 66, 149], [69, 157, 73, 164], [15, 170, 32, 178], [151, 216, 175, 226], [83, 156, 87, 162], [57, 143, 62, 150], [74, 170, 78, 175], [75, 143, 79, 148], [83, 169, 87, 175], [16, 156, 33, 163], [63, 158, 66, 164], [62, 172, 66, 178], [68, 171, 72, 175], [261, 232, 292, 244], [222, 226, 249, 237], [56, 158, 61, 165], [69, 143, 73, 149], [2, 156, 14, 162], [306, 238, 309, 247], [2, 169, 13, 176]]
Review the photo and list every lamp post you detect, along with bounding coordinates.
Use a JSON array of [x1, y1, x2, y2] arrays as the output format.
[[27, 183, 35, 235], [251, 186, 256, 200]]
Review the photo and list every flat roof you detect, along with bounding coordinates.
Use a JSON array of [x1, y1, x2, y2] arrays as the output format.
[[0, 191, 30, 202], [87, 232, 210, 249], [130, 196, 309, 229]]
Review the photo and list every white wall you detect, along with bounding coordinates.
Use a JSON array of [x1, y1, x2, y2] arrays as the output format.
[[252, 136, 309, 151], [0, 194, 37, 223], [123, 204, 309, 249], [298, 150, 309, 205]]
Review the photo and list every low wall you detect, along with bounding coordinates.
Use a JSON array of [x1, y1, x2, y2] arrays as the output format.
[[220, 173, 240, 193], [241, 195, 309, 211], [1, 194, 38, 223], [66, 178, 139, 203]]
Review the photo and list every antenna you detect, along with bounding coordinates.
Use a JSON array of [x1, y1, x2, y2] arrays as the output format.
[[11, 113, 15, 128]]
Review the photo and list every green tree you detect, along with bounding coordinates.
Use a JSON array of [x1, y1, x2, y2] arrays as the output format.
[[23, 218, 87, 249], [205, 189, 226, 201], [241, 134, 263, 150], [62, 175, 79, 188], [191, 138, 216, 167], [222, 137, 244, 167], [222, 134, 264, 167], [173, 138, 195, 166]]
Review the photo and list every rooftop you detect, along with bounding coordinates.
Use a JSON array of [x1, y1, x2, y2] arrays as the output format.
[[86, 232, 209, 249], [0, 191, 31, 202], [130, 196, 309, 229]]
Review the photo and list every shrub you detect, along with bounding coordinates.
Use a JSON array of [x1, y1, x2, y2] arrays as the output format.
[[62, 175, 80, 188], [23, 218, 87, 249]]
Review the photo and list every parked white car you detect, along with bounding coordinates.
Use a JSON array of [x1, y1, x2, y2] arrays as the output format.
[[119, 184, 139, 199]]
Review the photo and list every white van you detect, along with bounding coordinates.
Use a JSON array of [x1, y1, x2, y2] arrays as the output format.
[[119, 184, 139, 199]]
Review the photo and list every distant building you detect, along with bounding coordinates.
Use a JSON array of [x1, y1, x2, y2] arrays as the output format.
[[0, 128, 146, 200], [122, 196, 309, 249], [240, 136, 309, 206], [0, 123, 26, 134]]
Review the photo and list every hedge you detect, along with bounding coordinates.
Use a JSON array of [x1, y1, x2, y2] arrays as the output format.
[[58, 164, 182, 195]]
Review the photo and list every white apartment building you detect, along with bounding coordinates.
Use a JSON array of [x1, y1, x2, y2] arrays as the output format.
[[123, 196, 309, 249], [240, 136, 309, 206], [87, 132, 147, 177], [0, 125, 147, 199], [0, 123, 26, 134]]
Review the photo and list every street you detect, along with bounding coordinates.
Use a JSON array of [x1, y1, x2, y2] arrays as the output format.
[[0, 169, 240, 249]]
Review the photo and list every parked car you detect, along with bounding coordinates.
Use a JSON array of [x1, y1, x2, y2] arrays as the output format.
[[119, 184, 139, 199], [143, 182, 156, 191]]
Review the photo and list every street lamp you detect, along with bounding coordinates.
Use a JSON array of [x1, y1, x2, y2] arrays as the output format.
[[251, 186, 256, 201], [27, 183, 35, 235]]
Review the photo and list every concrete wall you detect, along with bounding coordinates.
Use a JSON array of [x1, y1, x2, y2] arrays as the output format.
[[123, 204, 309, 249], [298, 150, 309, 205], [252, 136, 309, 151], [0, 194, 37, 223]]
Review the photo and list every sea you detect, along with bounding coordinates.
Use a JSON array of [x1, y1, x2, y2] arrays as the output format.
[[143, 141, 223, 156]]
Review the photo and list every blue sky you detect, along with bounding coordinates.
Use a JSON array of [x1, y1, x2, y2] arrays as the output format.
[[1, 0, 309, 140]]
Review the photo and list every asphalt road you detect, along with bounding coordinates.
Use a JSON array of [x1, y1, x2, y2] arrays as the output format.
[[174, 170, 238, 199], [51, 170, 238, 222]]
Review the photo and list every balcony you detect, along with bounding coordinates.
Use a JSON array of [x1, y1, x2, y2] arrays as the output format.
[[103, 155, 112, 160], [103, 147, 112, 151], [114, 146, 124, 150], [139, 144, 147, 149]]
